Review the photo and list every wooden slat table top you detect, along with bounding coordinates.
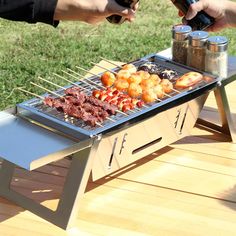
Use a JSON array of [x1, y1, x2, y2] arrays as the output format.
[[0, 72, 236, 235]]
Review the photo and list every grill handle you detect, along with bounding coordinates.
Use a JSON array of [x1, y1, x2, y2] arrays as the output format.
[[132, 137, 162, 155]]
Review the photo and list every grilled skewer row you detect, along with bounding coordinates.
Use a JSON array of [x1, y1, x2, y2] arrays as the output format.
[[44, 87, 118, 127], [100, 66, 174, 103], [100, 63, 206, 103], [92, 87, 144, 112]]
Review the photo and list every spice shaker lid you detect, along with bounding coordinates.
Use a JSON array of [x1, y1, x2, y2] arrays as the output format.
[[172, 25, 192, 41], [189, 31, 209, 47], [207, 36, 228, 52]]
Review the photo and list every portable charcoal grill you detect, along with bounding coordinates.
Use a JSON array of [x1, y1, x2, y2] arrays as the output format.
[[17, 54, 219, 139], [0, 53, 235, 230]]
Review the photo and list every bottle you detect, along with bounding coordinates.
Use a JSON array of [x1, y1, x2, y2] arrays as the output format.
[[205, 36, 228, 78], [187, 31, 208, 70], [172, 24, 192, 65], [171, 0, 215, 30], [107, 0, 139, 24]]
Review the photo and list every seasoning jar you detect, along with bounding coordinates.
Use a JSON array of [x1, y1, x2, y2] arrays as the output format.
[[205, 36, 228, 78], [172, 24, 192, 65], [187, 31, 209, 70]]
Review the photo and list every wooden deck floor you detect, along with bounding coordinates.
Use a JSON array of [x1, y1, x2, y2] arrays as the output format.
[[0, 81, 236, 235]]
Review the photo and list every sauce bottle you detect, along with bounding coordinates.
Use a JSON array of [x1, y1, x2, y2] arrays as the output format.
[[171, 0, 215, 30]]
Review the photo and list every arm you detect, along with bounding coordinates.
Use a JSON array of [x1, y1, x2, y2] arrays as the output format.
[[0, 0, 59, 26], [185, 0, 236, 31], [0, 0, 137, 26], [53, 0, 137, 24]]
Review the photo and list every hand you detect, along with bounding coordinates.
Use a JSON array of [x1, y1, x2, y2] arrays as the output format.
[[54, 0, 138, 24], [179, 0, 236, 32]]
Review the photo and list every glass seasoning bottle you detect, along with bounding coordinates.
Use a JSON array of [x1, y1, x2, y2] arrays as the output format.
[[205, 36, 228, 78], [172, 24, 192, 65], [187, 31, 209, 70], [171, 0, 215, 30]]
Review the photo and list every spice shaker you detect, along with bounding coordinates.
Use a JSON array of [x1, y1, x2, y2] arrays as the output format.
[[205, 36, 228, 78], [171, 0, 215, 30], [172, 24, 192, 65], [187, 31, 209, 70]]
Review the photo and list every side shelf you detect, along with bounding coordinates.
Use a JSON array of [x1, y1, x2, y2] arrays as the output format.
[[0, 108, 86, 170]]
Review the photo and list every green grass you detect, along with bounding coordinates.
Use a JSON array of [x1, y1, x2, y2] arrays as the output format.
[[0, 0, 235, 110]]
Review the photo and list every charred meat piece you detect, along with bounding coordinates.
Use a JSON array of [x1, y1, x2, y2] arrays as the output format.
[[86, 96, 117, 115], [44, 97, 103, 127], [159, 69, 178, 80], [138, 63, 162, 74], [64, 87, 87, 103]]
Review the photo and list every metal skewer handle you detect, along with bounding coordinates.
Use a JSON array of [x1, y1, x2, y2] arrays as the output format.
[[107, 0, 139, 24]]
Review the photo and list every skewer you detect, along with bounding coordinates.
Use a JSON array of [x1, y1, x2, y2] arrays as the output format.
[[61, 70, 96, 89], [30, 82, 64, 98], [76, 65, 100, 77], [60, 72, 130, 116], [99, 57, 123, 69], [164, 92, 172, 98], [19, 86, 108, 127], [54, 73, 128, 117], [90, 62, 118, 75], [68, 68, 144, 116], [38, 76, 65, 90], [95, 60, 181, 105], [38, 77, 116, 123], [53, 73, 90, 92], [67, 68, 105, 89], [71, 75, 98, 88], [171, 88, 180, 93], [17, 87, 44, 99], [31, 82, 104, 128]]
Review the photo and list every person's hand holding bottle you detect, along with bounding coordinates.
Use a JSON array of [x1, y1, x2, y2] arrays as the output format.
[[54, 0, 139, 24], [180, 0, 236, 31]]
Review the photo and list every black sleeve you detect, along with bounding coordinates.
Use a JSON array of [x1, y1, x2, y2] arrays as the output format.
[[0, 0, 59, 27]]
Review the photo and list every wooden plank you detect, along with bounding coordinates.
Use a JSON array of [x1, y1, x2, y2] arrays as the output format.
[[78, 179, 236, 236]]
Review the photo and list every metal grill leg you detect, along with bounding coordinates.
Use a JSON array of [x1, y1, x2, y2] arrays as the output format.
[[0, 137, 101, 230], [55, 138, 101, 229], [197, 86, 236, 143], [0, 160, 15, 189]]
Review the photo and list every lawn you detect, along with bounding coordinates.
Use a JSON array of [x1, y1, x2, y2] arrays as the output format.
[[0, 0, 236, 110]]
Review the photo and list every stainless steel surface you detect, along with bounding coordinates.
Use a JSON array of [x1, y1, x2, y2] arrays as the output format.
[[206, 36, 228, 52], [157, 48, 236, 142], [92, 94, 207, 180], [197, 86, 236, 143], [189, 31, 209, 47], [0, 109, 90, 170], [0, 136, 101, 230], [17, 54, 219, 138], [172, 25, 192, 41]]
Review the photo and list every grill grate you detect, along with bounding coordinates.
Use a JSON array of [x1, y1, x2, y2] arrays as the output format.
[[17, 54, 219, 137]]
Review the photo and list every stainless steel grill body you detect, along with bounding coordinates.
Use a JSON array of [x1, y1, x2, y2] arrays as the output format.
[[0, 52, 233, 231], [16, 54, 219, 139], [92, 94, 207, 180]]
